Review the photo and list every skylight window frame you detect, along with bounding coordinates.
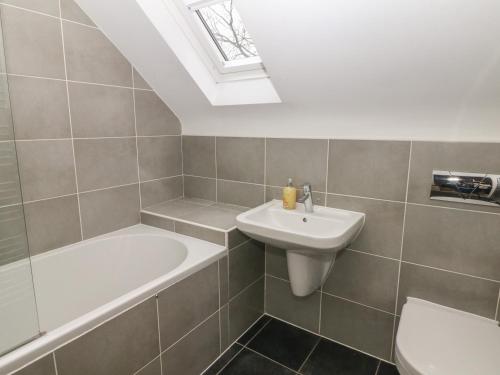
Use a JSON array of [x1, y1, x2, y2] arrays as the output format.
[[177, 0, 267, 78]]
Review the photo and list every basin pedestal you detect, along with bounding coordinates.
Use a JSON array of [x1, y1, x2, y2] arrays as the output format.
[[286, 250, 336, 296]]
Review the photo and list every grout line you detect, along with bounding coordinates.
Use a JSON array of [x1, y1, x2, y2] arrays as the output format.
[[14, 135, 178, 142], [163, 309, 220, 353], [391, 140, 412, 357], [3, 72, 154, 92], [400, 260, 500, 283], [263, 245, 267, 312], [58, 0, 83, 241], [324, 139, 330, 207], [267, 274, 396, 316], [214, 137, 218, 202], [406, 201, 500, 217], [155, 297, 163, 375], [297, 338, 320, 373], [22, 176, 182, 206], [327, 192, 405, 204], [243, 347, 300, 374], [345, 248, 400, 262], [52, 353, 59, 375], [218, 260, 222, 354], [212, 345, 245, 375], [132, 354, 162, 375], [228, 275, 264, 304], [131, 65, 142, 210], [60, 17, 98, 29], [374, 360, 381, 375], [495, 289, 500, 321], [318, 288, 323, 333], [22, 182, 141, 205]]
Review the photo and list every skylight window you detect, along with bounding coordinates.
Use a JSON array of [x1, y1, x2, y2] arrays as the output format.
[[196, 0, 259, 61]]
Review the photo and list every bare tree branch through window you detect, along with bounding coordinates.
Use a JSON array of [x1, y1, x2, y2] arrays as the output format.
[[197, 0, 258, 61]]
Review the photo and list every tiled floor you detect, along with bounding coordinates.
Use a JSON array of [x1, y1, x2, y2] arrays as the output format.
[[204, 315, 400, 375]]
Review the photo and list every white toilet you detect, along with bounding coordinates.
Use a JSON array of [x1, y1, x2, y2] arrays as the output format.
[[396, 298, 500, 375]]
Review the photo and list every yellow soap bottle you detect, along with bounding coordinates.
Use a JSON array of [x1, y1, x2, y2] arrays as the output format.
[[282, 178, 297, 210]]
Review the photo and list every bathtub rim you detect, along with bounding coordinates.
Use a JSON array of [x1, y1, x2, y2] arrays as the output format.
[[0, 224, 226, 375]]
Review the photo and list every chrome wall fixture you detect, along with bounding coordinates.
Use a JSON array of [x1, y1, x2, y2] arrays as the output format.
[[430, 170, 500, 207]]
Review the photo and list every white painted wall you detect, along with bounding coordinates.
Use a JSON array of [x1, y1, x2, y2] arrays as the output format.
[[77, 0, 500, 141]]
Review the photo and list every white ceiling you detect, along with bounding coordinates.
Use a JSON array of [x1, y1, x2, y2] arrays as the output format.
[[77, 0, 500, 141]]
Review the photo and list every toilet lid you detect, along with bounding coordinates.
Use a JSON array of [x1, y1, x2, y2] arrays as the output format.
[[396, 298, 500, 375]]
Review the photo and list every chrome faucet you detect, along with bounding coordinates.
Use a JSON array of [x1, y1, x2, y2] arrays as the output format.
[[298, 183, 314, 213]]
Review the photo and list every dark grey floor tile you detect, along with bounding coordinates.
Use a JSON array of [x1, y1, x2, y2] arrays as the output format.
[[247, 318, 319, 371], [378, 362, 400, 375], [203, 344, 244, 375], [237, 315, 272, 345], [300, 339, 378, 375], [220, 349, 295, 375]]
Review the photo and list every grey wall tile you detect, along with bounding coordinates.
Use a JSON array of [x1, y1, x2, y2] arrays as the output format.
[[158, 262, 219, 348], [140, 212, 174, 231], [228, 277, 264, 342], [17, 140, 76, 201], [182, 136, 215, 178], [266, 245, 289, 280], [63, 21, 131, 86], [398, 262, 499, 318], [2, 0, 59, 16], [217, 180, 264, 208], [2, 6, 65, 78], [56, 298, 159, 375], [24, 195, 81, 255], [321, 294, 394, 360], [328, 140, 410, 201], [219, 256, 229, 306], [135, 90, 180, 136], [407, 142, 500, 213], [140, 176, 183, 208], [229, 240, 265, 298], [216, 137, 264, 184], [324, 250, 399, 312], [175, 221, 225, 246], [8, 76, 70, 140], [135, 357, 161, 375], [0, 141, 22, 206], [133, 68, 151, 90], [327, 194, 405, 258], [183, 175, 216, 201], [266, 276, 320, 333], [0, 205, 30, 265], [68, 83, 135, 137], [138, 136, 182, 181], [403, 204, 500, 280], [163, 313, 220, 375], [266, 138, 328, 191], [79, 184, 140, 239], [227, 228, 249, 249], [60, 0, 95, 26], [220, 304, 229, 351], [13, 354, 56, 375], [74, 138, 138, 191]]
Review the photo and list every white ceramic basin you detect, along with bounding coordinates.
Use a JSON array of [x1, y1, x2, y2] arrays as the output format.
[[236, 200, 365, 296]]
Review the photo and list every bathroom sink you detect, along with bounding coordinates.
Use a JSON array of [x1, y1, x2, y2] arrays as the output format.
[[236, 200, 365, 296], [236, 200, 365, 251]]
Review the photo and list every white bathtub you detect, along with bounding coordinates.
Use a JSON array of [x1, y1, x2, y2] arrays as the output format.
[[0, 224, 226, 374]]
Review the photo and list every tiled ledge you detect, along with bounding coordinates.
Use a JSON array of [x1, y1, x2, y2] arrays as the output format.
[[141, 198, 250, 248]]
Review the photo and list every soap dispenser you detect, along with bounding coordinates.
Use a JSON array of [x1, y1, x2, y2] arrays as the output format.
[[282, 178, 297, 210]]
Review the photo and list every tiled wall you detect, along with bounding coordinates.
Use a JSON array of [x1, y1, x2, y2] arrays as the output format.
[[13, 256, 254, 375], [182, 135, 500, 362], [0, 0, 182, 256]]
